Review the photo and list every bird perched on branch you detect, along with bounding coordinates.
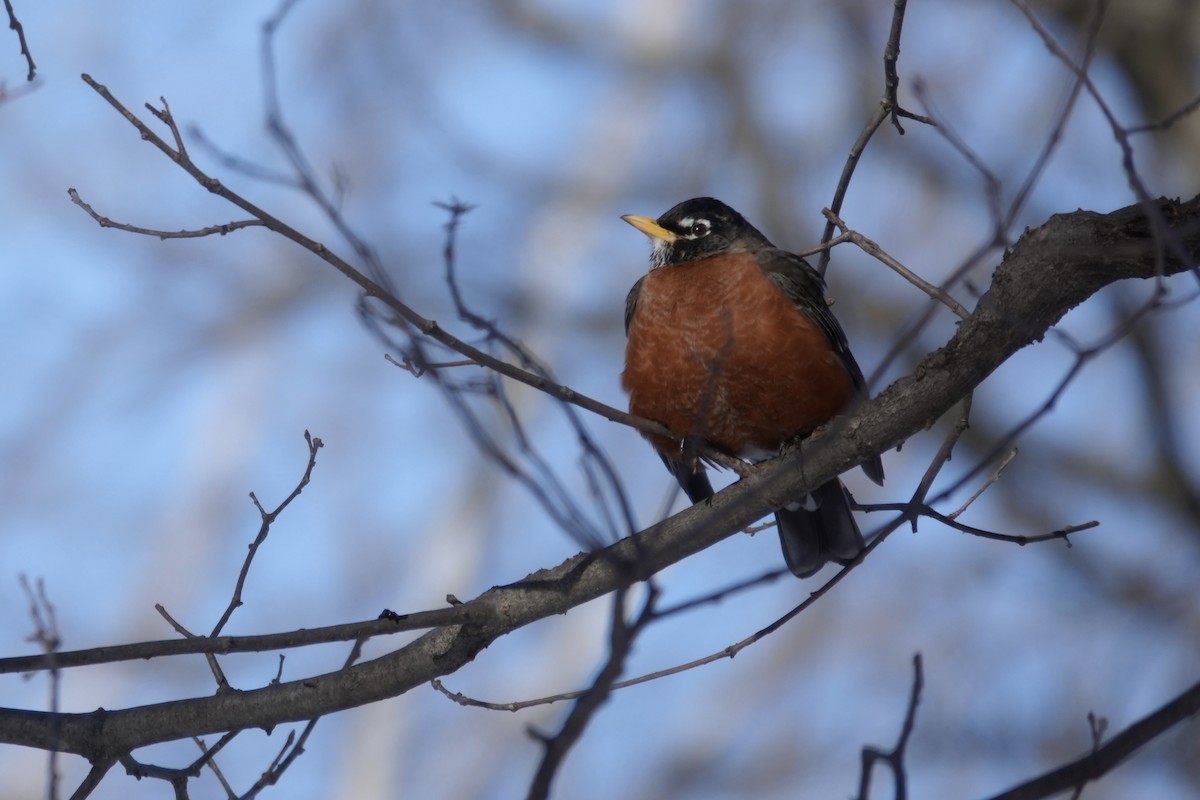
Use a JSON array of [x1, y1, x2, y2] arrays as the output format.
[[621, 197, 883, 577]]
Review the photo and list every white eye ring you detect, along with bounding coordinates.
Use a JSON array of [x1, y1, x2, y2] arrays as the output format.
[[680, 217, 711, 239]]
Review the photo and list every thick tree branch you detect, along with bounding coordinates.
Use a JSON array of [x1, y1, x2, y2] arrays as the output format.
[[754, 196, 1200, 515], [984, 675, 1200, 800], [2, 195, 1197, 761]]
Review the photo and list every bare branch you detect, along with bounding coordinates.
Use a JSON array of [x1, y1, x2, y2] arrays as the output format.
[[984, 676, 1200, 800], [3, 0, 36, 81], [153, 604, 230, 690], [857, 654, 924, 800], [191, 733, 238, 798], [68, 188, 264, 239], [1009, 0, 1179, 266], [20, 575, 61, 800], [211, 430, 323, 637], [920, 505, 1097, 545], [948, 448, 1018, 519], [66, 759, 115, 800], [822, 210, 969, 319], [0, 605, 478, 675], [526, 586, 657, 800], [818, 0, 936, 275], [911, 395, 975, 516], [422, 200, 632, 547], [0, 194, 1195, 784], [913, 80, 1004, 234], [240, 632, 369, 799], [73, 73, 676, 450], [1128, 91, 1200, 135], [1003, 0, 1106, 232], [430, 569, 783, 713]]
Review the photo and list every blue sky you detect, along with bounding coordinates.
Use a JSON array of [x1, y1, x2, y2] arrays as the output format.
[[1, 2, 1198, 799]]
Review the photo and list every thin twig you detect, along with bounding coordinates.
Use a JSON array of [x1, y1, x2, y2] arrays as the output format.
[[435, 513, 915, 716], [948, 448, 1017, 519], [211, 430, 323, 637], [1005, 2, 1104, 230], [1127, 91, 1200, 135], [863, 501, 1098, 545], [823, 210, 969, 319], [191, 733, 239, 797], [21, 575, 61, 800], [68, 188, 263, 239], [147, 431, 321, 693], [154, 604, 229, 690], [430, 568, 785, 712], [1068, 713, 1109, 800], [3, 0, 36, 81], [147, 96, 188, 159], [908, 395, 975, 529], [240, 627, 371, 798], [1009, 0, 1196, 278], [526, 585, 657, 800], [913, 80, 1004, 234], [73, 73, 666, 443], [818, 0, 935, 275], [66, 759, 115, 800], [857, 654, 924, 800], [985, 676, 1200, 800]]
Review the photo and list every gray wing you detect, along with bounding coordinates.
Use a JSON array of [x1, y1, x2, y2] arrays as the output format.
[[623, 275, 645, 336]]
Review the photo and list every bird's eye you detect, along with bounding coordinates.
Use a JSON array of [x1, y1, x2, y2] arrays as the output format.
[[689, 219, 711, 237]]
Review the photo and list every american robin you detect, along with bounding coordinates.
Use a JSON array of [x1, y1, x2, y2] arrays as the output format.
[[621, 197, 884, 577]]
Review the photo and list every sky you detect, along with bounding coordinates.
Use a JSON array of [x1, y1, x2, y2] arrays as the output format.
[[1, 1, 1198, 799]]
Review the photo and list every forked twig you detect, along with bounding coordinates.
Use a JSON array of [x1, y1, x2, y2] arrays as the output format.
[[857, 654, 924, 800], [211, 430, 323, 638], [818, 0, 936, 276]]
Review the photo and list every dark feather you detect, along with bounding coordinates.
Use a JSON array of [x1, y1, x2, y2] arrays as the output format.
[[623, 275, 645, 336], [775, 479, 864, 578], [662, 455, 714, 504]]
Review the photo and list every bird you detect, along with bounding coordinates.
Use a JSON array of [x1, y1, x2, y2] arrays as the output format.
[[620, 197, 884, 577]]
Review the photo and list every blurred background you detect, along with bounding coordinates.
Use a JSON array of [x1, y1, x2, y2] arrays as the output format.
[[1, 1, 1198, 798]]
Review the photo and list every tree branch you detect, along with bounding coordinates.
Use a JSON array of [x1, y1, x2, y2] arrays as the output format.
[[984, 675, 1200, 800], [3, 0, 36, 82], [3, 195, 1196, 762]]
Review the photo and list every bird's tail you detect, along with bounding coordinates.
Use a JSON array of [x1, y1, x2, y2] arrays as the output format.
[[775, 479, 864, 578]]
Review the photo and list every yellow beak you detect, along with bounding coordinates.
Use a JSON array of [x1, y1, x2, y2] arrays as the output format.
[[621, 214, 676, 243]]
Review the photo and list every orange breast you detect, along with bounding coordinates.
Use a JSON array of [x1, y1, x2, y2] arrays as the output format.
[[622, 253, 853, 459]]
